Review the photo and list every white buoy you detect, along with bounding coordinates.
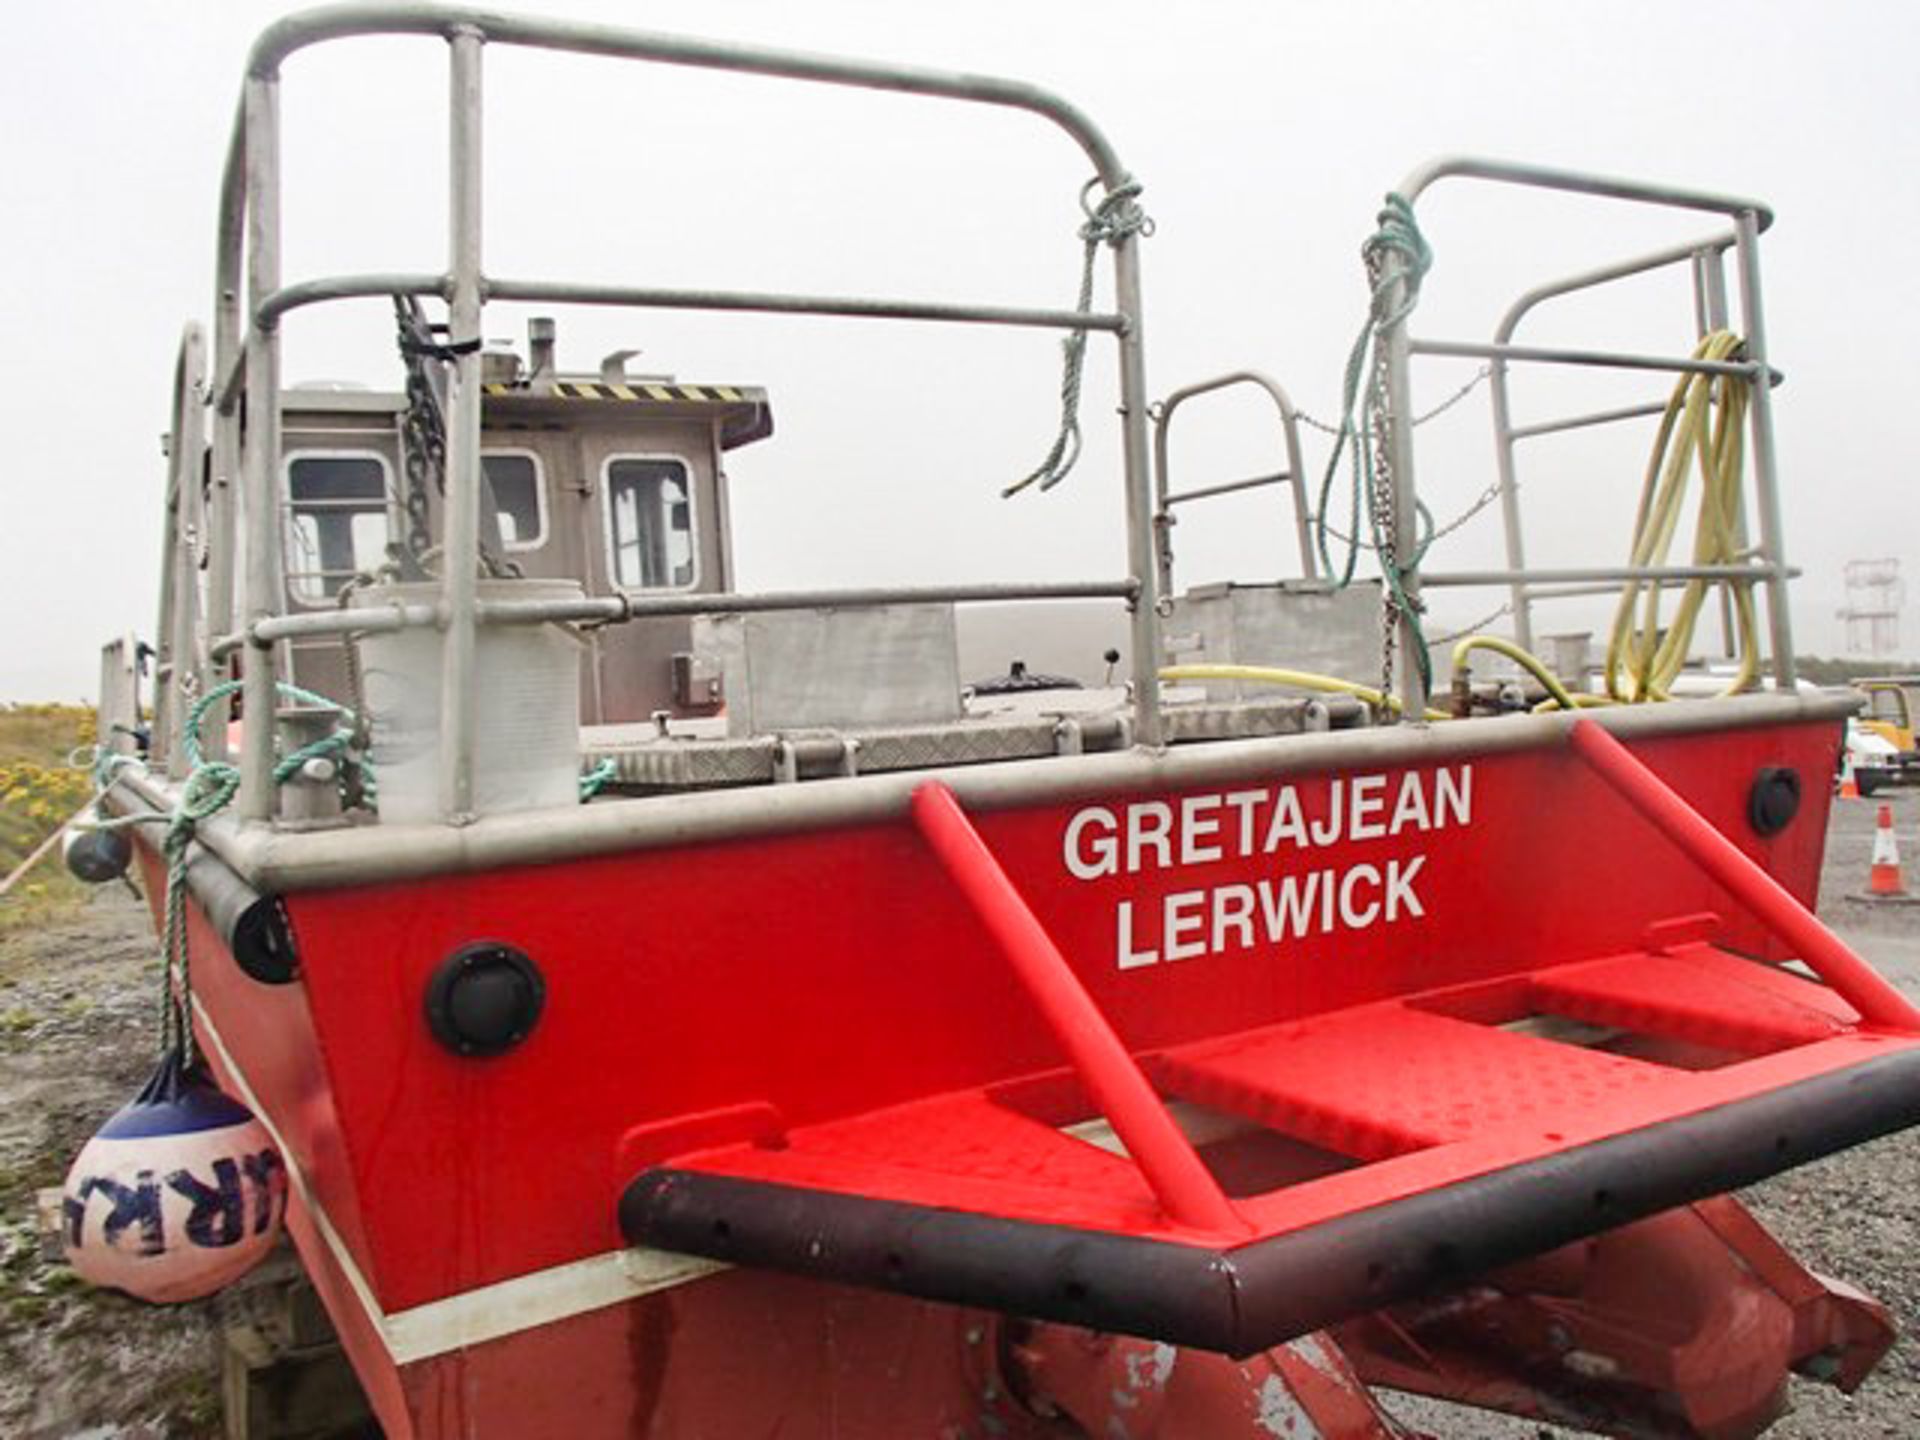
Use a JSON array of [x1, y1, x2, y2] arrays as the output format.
[[62, 1051, 287, 1303]]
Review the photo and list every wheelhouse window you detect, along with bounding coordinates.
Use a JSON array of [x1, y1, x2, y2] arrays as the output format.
[[606, 457, 695, 590], [285, 454, 393, 602], [483, 451, 546, 550]]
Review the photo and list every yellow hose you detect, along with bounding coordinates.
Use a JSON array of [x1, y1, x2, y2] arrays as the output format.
[[1605, 330, 1760, 702], [1446, 634, 1591, 712], [1159, 664, 1451, 722]]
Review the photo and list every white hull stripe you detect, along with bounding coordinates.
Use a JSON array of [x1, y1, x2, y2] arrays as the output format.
[[192, 999, 729, 1366]]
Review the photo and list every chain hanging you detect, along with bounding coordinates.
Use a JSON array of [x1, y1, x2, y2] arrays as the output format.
[[391, 297, 518, 581], [1295, 364, 1488, 438], [393, 298, 456, 577], [1363, 239, 1404, 711], [1312, 194, 1437, 717]]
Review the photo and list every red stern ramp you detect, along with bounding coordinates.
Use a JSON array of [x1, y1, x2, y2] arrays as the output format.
[[620, 723, 1920, 1357]]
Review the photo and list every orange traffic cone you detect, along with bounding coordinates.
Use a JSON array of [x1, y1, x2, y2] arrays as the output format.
[[1868, 804, 1907, 897], [1838, 754, 1861, 800]]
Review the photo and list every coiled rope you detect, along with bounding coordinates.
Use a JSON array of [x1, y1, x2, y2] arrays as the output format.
[[168, 682, 358, 1063], [85, 681, 358, 1067]]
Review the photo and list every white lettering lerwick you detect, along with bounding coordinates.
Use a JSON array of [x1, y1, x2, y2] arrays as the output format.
[[1059, 766, 1472, 970]]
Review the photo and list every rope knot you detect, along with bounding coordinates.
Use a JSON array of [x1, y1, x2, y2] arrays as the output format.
[[1078, 176, 1153, 248], [1362, 192, 1432, 330]]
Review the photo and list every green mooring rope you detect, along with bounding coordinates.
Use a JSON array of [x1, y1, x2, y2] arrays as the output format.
[[578, 758, 618, 800], [1313, 191, 1437, 698], [155, 680, 358, 1067]]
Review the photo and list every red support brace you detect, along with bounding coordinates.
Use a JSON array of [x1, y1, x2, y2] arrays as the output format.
[[910, 781, 1245, 1236], [1568, 717, 1920, 1030]]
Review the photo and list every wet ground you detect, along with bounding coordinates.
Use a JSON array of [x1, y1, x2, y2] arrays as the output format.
[[1, 789, 1916, 1437]]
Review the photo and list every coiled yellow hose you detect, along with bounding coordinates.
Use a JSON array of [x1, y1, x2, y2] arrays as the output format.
[[1605, 330, 1760, 701]]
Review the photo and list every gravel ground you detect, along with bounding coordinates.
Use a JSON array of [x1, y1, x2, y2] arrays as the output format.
[[2, 789, 1916, 1438], [0, 885, 223, 1438]]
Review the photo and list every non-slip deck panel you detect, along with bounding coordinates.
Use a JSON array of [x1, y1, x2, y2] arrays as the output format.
[[621, 1047, 1920, 1356], [1529, 947, 1854, 1052], [1158, 1006, 1683, 1161]]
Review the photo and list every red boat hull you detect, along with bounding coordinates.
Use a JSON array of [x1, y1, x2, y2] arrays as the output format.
[[137, 711, 1908, 1437]]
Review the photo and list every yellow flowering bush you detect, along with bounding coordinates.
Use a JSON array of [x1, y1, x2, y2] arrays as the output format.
[[1, 705, 103, 910]]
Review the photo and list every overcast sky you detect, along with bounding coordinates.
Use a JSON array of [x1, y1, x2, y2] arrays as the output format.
[[4, 0, 1916, 700]]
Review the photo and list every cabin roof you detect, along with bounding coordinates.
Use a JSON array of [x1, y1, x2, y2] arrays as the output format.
[[481, 377, 774, 450]]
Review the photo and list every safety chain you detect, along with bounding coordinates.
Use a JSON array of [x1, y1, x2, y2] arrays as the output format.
[[1366, 291, 1403, 710], [1313, 193, 1437, 714], [1427, 600, 1515, 649], [1295, 364, 1489, 438], [392, 298, 518, 581], [1317, 474, 1508, 552], [394, 298, 451, 577], [1004, 177, 1154, 499]]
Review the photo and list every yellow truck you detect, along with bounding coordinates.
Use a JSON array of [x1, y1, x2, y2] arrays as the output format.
[[1854, 676, 1920, 784]]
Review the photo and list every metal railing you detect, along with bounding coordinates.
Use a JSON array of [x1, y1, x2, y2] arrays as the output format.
[[191, 4, 1168, 824], [1376, 158, 1792, 717], [169, 11, 1806, 824], [1151, 372, 1316, 596]]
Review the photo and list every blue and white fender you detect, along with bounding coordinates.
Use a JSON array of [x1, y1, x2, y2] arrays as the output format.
[[62, 1049, 287, 1303]]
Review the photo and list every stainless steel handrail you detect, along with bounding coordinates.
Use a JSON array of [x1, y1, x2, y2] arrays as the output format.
[[212, 5, 1166, 822], [1479, 216, 1789, 678], [1151, 371, 1315, 595], [1484, 232, 1744, 653], [213, 579, 1141, 659], [248, 273, 1130, 339], [1398, 156, 1773, 230], [1410, 338, 1762, 378], [1373, 159, 1791, 716]]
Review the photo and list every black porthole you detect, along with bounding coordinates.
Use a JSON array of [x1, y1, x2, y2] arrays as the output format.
[[233, 897, 299, 985], [425, 942, 545, 1057], [1748, 766, 1802, 837]]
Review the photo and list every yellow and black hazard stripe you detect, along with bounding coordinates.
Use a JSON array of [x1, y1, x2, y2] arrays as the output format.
[[484, 381, 748, 403]]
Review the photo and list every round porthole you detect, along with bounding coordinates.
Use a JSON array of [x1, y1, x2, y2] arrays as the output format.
[[424, 943, 545, 1057], [1748, 766, 1802, 838]]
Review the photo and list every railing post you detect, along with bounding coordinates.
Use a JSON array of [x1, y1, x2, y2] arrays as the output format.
[[205, 116, 247, 768], [1732, 210, 1796, 689], [163, 327, 210, 774], [238, 73, 284, 821], [439, 26, 486, 821], [1112, 225, 1164, 749]]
